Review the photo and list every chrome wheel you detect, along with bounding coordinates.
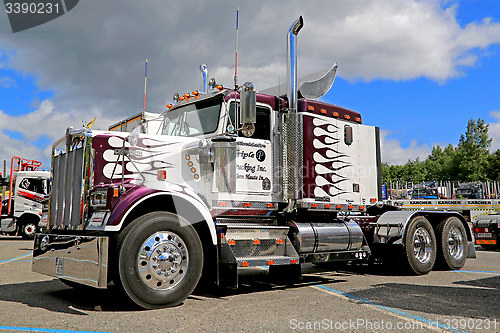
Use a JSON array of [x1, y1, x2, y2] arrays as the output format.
[[435, 217, 468, 270], [413, 227, 433, 264], [116, 212, 203, 309], [137, 231, 189, 291], [447, 226, 464, 260], [22, 222, 37, 239]]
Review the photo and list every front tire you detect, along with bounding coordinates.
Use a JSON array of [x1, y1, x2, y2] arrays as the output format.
[[403, 216, 436, 275], [21, 221, 37, 239], [435, 217, 467, 270], [116, 212, 203, 309]]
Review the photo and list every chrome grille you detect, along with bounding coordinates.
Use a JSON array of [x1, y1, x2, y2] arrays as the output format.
[[50, 146, 85, 228]]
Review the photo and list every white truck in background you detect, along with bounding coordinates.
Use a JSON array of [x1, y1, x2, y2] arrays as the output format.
[[0, 157, 49, 239]]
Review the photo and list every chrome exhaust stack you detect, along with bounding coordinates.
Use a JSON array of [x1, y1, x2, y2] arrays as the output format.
[[200, 63, 209, 94], [287, 16, 303, 113], [283, 16, 304, 202]]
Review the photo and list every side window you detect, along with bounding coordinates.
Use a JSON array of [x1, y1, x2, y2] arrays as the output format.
[[19, 178, 46, 194], [228, 103, 271, 140]]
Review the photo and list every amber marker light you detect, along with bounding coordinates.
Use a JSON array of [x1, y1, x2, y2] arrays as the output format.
[[333, 112, 339, 117], [345, 115, 351, 120], [216, 85, 223, 91], [157, 170, 166, 180]]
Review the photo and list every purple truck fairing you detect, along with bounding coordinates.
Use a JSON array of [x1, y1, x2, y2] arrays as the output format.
[[105, 185, 159, 227], [92, 133, 178, 185]]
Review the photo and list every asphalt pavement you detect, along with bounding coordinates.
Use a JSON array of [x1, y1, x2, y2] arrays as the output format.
[[0, 236, 499, 333]]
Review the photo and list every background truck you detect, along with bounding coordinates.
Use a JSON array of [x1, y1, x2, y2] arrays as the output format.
[[32, 16, 476, 309], [473, 214, 500, 249], [0, 156, 49, 239]]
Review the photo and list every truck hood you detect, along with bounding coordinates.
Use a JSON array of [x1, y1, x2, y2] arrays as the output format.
[[91, 130, 201, 186]]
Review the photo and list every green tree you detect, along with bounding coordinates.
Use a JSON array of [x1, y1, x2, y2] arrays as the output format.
[[486, 149, 500, 180], [455, 118, 491, 181]]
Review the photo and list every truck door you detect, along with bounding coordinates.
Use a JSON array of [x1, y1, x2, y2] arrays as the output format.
[[227, 103, 273, 196]]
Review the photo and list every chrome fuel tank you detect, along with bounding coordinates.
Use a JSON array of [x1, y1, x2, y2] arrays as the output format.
[[289, 219, 364, 254]]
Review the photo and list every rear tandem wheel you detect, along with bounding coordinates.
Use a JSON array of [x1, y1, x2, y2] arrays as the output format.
[[403, 216, 436, 275]]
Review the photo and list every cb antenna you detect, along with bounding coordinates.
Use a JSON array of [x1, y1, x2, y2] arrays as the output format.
[[234, 6, 239, 89]]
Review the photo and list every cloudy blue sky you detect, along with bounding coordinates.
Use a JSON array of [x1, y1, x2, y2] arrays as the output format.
[[1, 0, 500, 171]]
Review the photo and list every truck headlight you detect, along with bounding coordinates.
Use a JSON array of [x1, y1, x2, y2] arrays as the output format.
[[90, 188, 108, 209]]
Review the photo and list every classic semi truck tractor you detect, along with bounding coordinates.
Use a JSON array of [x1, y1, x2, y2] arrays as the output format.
[[32, 16, 475, 309]]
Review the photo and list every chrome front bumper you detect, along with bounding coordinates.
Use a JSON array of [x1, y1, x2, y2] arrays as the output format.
[[32, 233, 109, 288]]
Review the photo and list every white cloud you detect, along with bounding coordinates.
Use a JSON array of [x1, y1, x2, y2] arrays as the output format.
[[380, 130, 432, 164], [488, 111, 500, 151], [0, 100, 121, 168]]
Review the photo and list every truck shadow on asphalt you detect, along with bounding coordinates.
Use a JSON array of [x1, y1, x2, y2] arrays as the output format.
[[0, 271, 348, 314], [0, 266, 497, 316]]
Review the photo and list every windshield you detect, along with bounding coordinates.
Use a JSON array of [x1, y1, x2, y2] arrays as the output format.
[[161, 96, 222, 137]]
